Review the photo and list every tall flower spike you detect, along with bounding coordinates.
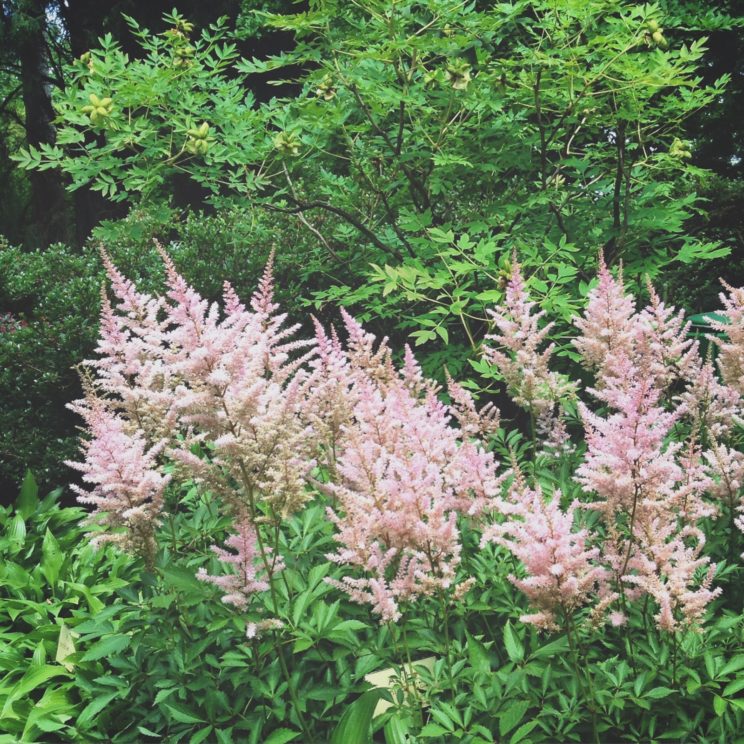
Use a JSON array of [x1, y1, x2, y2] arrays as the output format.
[[573, 252, 637, 374], [324, 317, 503, 622], [485, 258, 572, 414], [710, 281, 744, 397], [635, 279, 698, 387], [65, 395, 169, 567], [482, 484, 607, 631]]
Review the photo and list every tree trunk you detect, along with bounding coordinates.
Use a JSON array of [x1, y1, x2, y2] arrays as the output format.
[[17, 0, 70, 247]]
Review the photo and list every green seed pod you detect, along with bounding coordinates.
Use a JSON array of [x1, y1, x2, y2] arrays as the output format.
[[652, 30, 667, 48], [89, 93, 101, 106], [646, 19, 660, 33]]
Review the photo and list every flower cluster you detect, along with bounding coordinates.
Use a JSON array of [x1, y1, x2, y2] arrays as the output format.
[[485, 259, 573, 415], [321, 313, 503, 622], [69, 245, 744, 639], [482, 477, 607, 631]]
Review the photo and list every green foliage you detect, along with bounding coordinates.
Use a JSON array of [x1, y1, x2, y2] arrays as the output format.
[[3, 466, 744, 742], [17, 1, 734, 381]]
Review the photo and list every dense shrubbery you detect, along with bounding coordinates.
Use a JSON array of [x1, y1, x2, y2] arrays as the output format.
[[4, 246, 743, 742], [2, 1, 744, 742]]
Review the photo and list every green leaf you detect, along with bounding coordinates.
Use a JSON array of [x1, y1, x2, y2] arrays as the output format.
[[499, 701, 529, 737], [16, 470, 39, 519], [264, 728, 301, 744], [1, 665, 70, 717], [81, 634, 131, 662], [41, 528, 64, 586], [510, 719, 539, 744], [383, 715, 410, 744], [76, 691, 119, 728], [419, 723, 450, 738], [645, 687, 675, 699], [190, 727, 214, 744], [723, 677, 744, 697], [467, 633, 491, 674], [713, 695, 727, 716], [164, 702, 207, 724], [330, 689, 387, 744], [7, 514, 26, 550], [719, 655, 744, 678], [503, 621, 524, 663]]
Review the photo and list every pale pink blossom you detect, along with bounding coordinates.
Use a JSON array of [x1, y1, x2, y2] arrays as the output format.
[[485, 259, 573, 414], [197, 515, 281, 615], [65, 396, 169, 566], [323, 315, 503, 622], [710, 281, 744, 396], [482, 483, 607, 631], [573, 254, 637, 373]]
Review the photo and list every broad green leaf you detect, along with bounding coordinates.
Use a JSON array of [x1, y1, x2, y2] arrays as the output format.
[[330, 689, 387, 744], [164, 702, 207, 724], [16, 470, 39, 519], [76, 691, 118, 728], [503, 621, 524, 663], [41, 528, 64, 587], [645, 687, 675, 699], [1, 665, 70, 717], [499, 701, 529, 737], [264, 728, 301, 744]]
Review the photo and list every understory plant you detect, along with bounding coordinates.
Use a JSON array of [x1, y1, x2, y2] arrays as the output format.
[[55, 244, 744, 741]]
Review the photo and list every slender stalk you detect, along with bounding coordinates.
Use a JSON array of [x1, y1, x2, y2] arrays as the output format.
[[565, 612, 600, 744], [437, 589, 457, 693]]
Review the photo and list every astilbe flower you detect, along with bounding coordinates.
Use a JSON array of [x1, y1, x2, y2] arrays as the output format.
[[635, 281, 698, 387], [679, 359, 741, 439], [710, 281, 744, 397], [83, 247, 318, 525], [322, 313, 503, 622], [66, 395, 170, 567], [704, 442, 744, 509], [574, 273, 720, 628], [624, 524, 720, 631], [481, 480, 607, 631], [485, 259, 572, 415], [197, 514, 285, 637], [573, 254, 637, 373]]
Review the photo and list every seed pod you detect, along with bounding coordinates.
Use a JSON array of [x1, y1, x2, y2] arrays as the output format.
[[646, 20, 659, 32], [652, 30, 668, 49]]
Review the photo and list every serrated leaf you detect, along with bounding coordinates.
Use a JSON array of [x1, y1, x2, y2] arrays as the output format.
[[719, 655, 744, 678], [499, 701, 529, 737], [645, 686, 675, 699], [81, 634, 131, 662], [723, 677, 744, 697], [503, 621, 524, 663], [164, 702, 206, 724], [510, 719, 539, 744], [76, 691, 118, 728]]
